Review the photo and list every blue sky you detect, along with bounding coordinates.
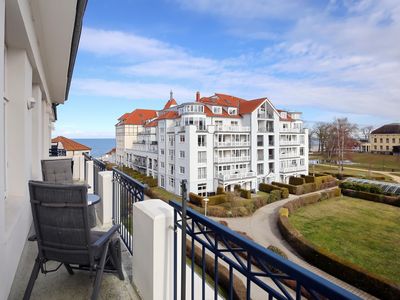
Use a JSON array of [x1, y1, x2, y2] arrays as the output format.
[[55, 0, 400, 138]]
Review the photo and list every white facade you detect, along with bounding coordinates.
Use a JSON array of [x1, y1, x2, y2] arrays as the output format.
[[0, 0, 86, 298], [116, 94, 309, 196]]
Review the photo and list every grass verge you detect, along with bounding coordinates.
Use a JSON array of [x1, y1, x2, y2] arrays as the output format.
[[289, 196, 400, 285]]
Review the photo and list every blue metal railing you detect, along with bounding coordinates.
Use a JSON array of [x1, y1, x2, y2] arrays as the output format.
[[170, 200, 360, 300], [49, 148, 66, 157], [112, 167, 146, 254]]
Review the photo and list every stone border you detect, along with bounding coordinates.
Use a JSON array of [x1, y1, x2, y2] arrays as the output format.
[[277, 190, 400, 300]]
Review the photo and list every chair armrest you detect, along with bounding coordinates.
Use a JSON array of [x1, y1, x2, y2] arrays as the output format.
[[92, 224, 120, 248]]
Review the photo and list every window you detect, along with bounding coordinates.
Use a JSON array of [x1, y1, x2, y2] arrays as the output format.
[[180, 135, 185, 143], [380, 145, 383, 150], [228, 108, 237, 115], [374, 138, 377, 143], [198, 151, 206, 163], [300, 147, 304, 155], [161, 135, 165, 142], [386, 146, 390, 150], [231, 121, 238, 126], [179, 151, 185, 158], [257, 163, 264, 175], [198, 135, 206, 147], [180, 166, 185, 174], [160, 148, 164, 155], [257, 149, 263, 161], [169, 164, 174, 175], [269, 162, 274, 173], [380, 138, 383, 143], [212, 106, 222, 114], [257, 135, 263, 147], [393, 138, 396, 143], [169, 177, 175, 188], [160, 162, 165, 168], [198, 183, 207, 197], [198, 167, 206, 179], [386, 138, 389, 143], [160, 176, 165, 188], [374, 145, 377, 150]]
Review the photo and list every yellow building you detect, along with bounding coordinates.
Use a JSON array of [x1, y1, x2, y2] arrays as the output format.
[[370, 123, 400, 154]]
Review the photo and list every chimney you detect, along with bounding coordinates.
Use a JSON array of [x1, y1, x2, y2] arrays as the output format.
[[170, 90, 173, 100], [196, 91, 200, 102]]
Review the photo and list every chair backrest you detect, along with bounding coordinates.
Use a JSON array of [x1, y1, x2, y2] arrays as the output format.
[[41, 158, 73, 184], [29, 181, 93, 265]]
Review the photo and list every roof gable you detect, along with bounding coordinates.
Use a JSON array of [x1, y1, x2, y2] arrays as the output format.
[[163, 98, 177, 109]]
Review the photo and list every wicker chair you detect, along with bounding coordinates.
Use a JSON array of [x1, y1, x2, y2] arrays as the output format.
[[41, 158, 74, 184], [24, 181, 123, 300]]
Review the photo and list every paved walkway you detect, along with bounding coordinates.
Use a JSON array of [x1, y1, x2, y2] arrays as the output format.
[[212, 190, 378, 300]]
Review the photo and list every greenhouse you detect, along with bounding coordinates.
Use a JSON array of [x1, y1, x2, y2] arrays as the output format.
[[346, 177, 400, 196]]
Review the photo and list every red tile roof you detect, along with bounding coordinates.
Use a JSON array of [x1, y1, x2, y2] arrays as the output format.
[[144, 120, 159, 127], [238, 98, 266, 115], [51, 136, 91, 151], [204, 106, 241, 118], [106, 147, 116, 155], [119, 109, 158, 125], [163, 98, 177, 109], [156, 110, 179, 120]]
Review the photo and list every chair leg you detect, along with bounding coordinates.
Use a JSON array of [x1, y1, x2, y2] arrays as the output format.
[[23, 256, 41, 300], [64, 263, 74, 275], [91, 245, 109, 300]]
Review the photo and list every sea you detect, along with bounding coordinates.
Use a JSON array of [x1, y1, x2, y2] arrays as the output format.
[[75, 138, 116, 158]]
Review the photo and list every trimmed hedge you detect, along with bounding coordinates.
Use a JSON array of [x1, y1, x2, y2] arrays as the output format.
[[277, 188, 400, 299], [342, 189, 400, 207], [189, 192, 203, 206], [240, 189, 251, 199], [268, 190, 282, 203], [289, 177, 306, 186], [259, 183, 289, 199], [340, 181, 383, 194], [208, 194, 227, 206], [216, 186, 225, 195]]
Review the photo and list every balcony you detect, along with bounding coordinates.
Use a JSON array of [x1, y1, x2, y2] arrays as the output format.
[[9, 153, 361, 300], [280, 140, 300, 146], [258, 127, 274, 133], [214, 141, 250, 147], [215, 156, 250, 163], [217, 171, 255, 181], [280, 127, 304, 133], [131, 142, 158, 153], [215, 125, 250, 132], [281, 165, 307, 173], [280, 152, 299, 159]]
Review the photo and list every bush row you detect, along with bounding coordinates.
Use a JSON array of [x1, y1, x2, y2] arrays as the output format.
[[342, 189, 400, 207], [272, 181, 317, 195], [339, 181, 382, 194], [277, 194, 400, 299], [120, 167, 158, 187], [259, 183, 289, 199], [271, 174, 338, 195]]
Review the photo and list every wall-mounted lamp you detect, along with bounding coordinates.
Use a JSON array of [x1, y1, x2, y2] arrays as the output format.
[[27, 97, 36, 110]]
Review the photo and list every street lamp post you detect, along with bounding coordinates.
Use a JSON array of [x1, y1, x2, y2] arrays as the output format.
[[203, 197, 209, 217]]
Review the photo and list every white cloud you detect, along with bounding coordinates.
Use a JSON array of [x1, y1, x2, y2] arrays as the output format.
[[80, 27, 186, 60], [75, 0, 400, 123]]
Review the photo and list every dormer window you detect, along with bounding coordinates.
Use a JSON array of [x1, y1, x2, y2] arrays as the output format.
[[228, 107, 237, 115], [212, 106, 222, 114]]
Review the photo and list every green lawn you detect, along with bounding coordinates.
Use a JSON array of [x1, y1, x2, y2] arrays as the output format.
[[289, 197, 400, 284], [311, 164, 394, 181], [310, 152, 400, 172]]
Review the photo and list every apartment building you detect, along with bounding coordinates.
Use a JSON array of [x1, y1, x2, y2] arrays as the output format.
[[116, 92, 308, 195], [370, 123, 400, 154]]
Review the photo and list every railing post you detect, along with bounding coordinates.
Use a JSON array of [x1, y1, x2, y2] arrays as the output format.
[[98, 171, 113, 226], [180, 180, 187, 300], [86, 160, 94, 194], [132, 200, 176, 300]]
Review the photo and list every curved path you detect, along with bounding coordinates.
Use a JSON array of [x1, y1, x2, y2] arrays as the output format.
[[212, 191, 378, 300]]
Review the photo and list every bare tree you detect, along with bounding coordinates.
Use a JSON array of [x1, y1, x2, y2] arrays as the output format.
[[360, 125, 373, 141], [334, 118, 358, 172], [313, 122, 330, 153]]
